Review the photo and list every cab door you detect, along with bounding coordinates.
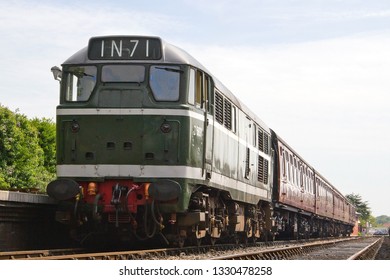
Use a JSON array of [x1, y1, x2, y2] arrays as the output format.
[[189, 68, 214, 178], [203, 74, 214, 178]]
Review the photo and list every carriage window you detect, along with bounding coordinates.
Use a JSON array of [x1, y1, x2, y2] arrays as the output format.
[[150, 65, 181, 101], [65, 66, 97, 102], [292, 156, 296, 185], [102, 65, 145, 82], [287, 153, 291, 182]]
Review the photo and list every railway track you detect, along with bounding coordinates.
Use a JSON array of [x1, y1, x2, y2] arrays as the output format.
[[0, 248, 86, 260], [1, 243, 266, 260], [212, 237, 383, 260], [292, 236, 383, 260], [1, 237, 372, 260]]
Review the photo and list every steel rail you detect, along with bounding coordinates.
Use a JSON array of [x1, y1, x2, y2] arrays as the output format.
[[347, 236, 384, 260], [211, 240, 342, 260], [0, 248, 85, 260], [211, 238, 368, 260], [6, 237, 358, 260]]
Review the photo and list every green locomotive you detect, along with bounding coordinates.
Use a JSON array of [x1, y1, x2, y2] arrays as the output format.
[[48, 36, 274, 246]]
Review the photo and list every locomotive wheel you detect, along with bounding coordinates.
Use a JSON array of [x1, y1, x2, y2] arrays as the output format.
[[232, 234, 240, 245], [190, 235, 202, 246], [209, 237, 217, 246], [241, 233, 248, 245], [190, 225, 203, 247], [177, 237, 185, 248]]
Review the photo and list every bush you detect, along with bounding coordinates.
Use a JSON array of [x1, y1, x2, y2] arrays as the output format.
[[0, 104, 56, 192]]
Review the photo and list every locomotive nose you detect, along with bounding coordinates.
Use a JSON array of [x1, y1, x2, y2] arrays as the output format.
[[47, 178, 80, 200]]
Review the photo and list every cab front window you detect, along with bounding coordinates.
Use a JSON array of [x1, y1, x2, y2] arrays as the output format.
[[101, 65, 145, 83], [149, 65, 181, 101], [64, 66, 97, 102]]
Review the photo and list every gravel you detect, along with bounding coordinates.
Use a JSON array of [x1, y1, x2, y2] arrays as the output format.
[[375, 236, 390, 260]]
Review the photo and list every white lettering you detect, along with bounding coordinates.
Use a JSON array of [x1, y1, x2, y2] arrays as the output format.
[[129, 40, 139, 57], [90, 37, 160, 59], [100, 40, 105, 57], [111, 40, 122, 57]]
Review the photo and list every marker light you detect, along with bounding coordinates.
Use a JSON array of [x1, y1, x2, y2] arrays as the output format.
[[160, 123, 171, 133], [71, 121, 80, 133], [87, 182, 97, 196], [144, 183, 151, 200]]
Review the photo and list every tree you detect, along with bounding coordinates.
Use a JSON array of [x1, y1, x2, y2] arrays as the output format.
[[346, 193, 371, 226], [1, 106, 39, 189], [0, 104, 56, 192], [376, 215, 390, 225], [30, 118, 56, 174]]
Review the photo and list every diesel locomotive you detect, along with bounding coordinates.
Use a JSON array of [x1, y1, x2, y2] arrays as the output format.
[[47, 36, 356, 246]]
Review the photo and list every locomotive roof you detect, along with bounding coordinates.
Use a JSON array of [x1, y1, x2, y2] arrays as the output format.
[[63, 36, 270, 132]]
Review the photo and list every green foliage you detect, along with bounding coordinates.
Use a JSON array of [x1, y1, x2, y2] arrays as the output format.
[[376, 215, 390, 225], [346, 193, 389, 227], [346, 193, 371, 225], [368, 215, 378, 228], [0, 104, 56, 192], [30, 118, 56, 174]]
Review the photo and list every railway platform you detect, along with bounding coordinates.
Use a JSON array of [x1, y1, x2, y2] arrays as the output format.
[[0, 190, 56, 206], [0, 190, 72, 251]]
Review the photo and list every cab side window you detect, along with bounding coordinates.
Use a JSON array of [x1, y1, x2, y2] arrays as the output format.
[[188, 68, 195, 105], [188, 68, 210, 112]]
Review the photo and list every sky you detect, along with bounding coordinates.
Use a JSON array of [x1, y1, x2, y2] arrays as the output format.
[[0, 0, 389, 217]]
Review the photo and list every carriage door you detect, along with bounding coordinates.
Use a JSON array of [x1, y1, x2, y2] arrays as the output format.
[[193, 70, 214, 178]]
